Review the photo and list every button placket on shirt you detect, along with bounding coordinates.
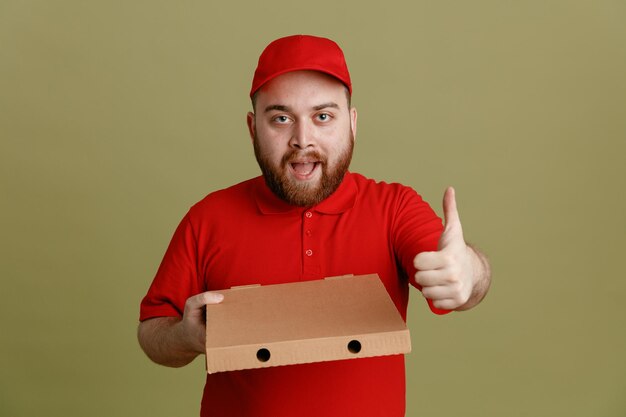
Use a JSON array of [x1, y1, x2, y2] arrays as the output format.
[[302, 210, 319, 277], [304, 211, 314, 256]]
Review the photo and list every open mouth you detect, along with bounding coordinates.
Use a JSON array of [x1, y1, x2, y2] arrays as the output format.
[[289, 161, 320, 179]]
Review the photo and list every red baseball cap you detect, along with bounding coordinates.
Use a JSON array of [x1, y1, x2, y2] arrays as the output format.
[[250, 34, 352, 98]]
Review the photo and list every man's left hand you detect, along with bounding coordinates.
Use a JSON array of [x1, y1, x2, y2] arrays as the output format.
[[413, 187, 483, 311]]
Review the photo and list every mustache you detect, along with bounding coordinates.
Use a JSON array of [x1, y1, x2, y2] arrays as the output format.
[[281, 150, 326, 166]]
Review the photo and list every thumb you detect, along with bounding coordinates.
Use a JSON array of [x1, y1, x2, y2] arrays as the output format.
[[439, 187, 463, 249], [443, 187, 460, 230], [184, 292, 224, 318]]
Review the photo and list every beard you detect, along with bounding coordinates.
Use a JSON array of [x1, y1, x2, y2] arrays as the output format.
[[253, 130, 354, 207]]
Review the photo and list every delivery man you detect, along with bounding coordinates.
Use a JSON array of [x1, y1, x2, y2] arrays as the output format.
[[138, 34, 491, 417]]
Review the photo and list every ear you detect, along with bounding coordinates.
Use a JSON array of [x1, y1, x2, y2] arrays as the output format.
[[246, 112, 256, 143], [350, 107, 358, 140]]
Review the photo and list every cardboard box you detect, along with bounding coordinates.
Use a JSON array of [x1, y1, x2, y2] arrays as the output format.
[[205, 273, 411, 374]]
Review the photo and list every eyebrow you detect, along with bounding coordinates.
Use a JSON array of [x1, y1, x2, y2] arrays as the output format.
[[263, 102, 340, 113], [264, 104, 290, 113], [313, 102, 340, 111]]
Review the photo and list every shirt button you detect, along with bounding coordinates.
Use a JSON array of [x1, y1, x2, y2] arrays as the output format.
[[305, 211, 313, 218], [306, 230, 312, 237], [305, 249, 313, 257]]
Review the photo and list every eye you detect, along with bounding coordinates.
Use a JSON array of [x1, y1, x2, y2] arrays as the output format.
[[273, 115, 291, 124], [316, 113, 332, 122]]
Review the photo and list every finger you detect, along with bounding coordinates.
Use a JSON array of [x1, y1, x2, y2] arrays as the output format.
[[414, 269, 448, 288], [202, 292, 225, 305], [421, 285, 458, 301], [185, 292, 224, 314], [432, 298, 463, 311], [438, 187, 465, 251], [442, 186, 461, 234], [413, 251, 447, 271]]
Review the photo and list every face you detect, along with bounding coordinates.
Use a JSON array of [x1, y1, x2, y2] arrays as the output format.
[[247, 70, 358, 207]]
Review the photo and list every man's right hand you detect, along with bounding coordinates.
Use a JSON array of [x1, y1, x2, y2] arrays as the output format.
[[180, 292, 225, 354], [137, 291, 224, 367]]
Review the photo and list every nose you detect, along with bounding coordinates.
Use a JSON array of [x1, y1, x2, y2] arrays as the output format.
[[289, 120, 314, 150]]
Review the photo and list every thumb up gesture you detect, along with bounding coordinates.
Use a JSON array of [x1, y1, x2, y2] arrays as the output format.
[[414, 187, 489, 311]]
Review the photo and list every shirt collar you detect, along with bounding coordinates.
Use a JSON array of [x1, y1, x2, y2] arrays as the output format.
[[254, 172, 357, 215]]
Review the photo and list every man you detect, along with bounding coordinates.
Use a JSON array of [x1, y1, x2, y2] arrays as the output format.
[[138, 34, 491, 416]]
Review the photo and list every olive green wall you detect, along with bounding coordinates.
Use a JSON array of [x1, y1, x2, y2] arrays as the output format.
[[1, 1, 625, 416]]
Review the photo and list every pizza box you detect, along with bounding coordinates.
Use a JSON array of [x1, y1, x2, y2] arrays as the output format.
[[205, 273, 411, 373]]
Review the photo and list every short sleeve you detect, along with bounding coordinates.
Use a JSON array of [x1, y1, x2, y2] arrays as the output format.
[[392, 187, 451, 315], [139, 213, 203, 321]]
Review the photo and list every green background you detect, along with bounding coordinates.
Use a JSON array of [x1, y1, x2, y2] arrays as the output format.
[[2, 1, 625, 416]]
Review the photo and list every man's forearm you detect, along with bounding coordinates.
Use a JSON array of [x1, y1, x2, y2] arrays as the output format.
[[137, 317, 202, 368], [456, 244, 491, 311]]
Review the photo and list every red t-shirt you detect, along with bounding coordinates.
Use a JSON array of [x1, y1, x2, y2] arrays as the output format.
[[140, 172, 447, 417]]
